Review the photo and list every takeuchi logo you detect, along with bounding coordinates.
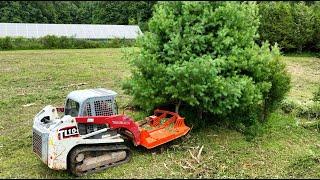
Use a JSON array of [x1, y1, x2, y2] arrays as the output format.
[[58, 126, 79, 140]]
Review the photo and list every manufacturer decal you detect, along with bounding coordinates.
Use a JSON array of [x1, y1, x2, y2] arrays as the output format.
[[58, 126, 79, 140]]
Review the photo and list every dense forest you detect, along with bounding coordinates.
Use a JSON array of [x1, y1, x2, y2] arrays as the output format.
[[0, 1, 156, 31]]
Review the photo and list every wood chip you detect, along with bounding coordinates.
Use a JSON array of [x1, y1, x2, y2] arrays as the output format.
[[179, 162, 189, 169], [163, 163, 169, 170], [22, 103, 36, 107], [61, 82, 87, 89], [189, 149, 200, 164], [197, 145, 204, 161], [185, 160, 196, 170]]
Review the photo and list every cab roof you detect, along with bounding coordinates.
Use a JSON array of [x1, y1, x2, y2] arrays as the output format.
[[66, 88, 117, 103]]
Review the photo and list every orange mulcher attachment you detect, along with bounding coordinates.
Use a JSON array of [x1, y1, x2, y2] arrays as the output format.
[[138, 109, 190, 149]]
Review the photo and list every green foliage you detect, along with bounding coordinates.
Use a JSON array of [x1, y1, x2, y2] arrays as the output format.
[[0, 37, 14, 50], [280, 99, 298, 114], [313, 2, 320, 51], [2, 1, 320, 53], [313, 86, 320, 102], [295, 102, 320, 120], [281, 99, 320, 120], [0, 36, 135, 50], [258, 2, 295, 51], [123, 2, 291, 129], [258, 2, 317, 52], [0, 1, 156, 32], [280, 85, 320, 121], [243, 122, 265, 141], [105, 38, 136, 48], [92, 1, 156, 31], [291, 2, 315, 52]]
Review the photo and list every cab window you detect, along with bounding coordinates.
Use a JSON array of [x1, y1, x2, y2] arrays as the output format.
[[83, 102, 92, 116], [65, 99, 80, 117]]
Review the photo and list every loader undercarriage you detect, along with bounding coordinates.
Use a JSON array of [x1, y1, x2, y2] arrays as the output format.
[[68, 144, 132, 176]]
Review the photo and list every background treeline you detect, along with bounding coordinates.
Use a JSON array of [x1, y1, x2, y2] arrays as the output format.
[[258, 1, 320, 53], [0, 1, 319, 53], [0, 1, 156, 31]]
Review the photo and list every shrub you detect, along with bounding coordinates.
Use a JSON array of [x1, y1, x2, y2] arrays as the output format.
[[295, 102, 312, 118], [296, 102, 320, 120], [105, 38, 136, 48], [309, 102, 320, 119], [290, 2, 314, 52], [281, 99, 320, 120], [312, 2, 320, 51], [258, 2, 295, 51], [0, 36, 136, 50], [281, 99, 298, 114], [243, 122, 264, 141], [40, 35, 60, 49], [313, 86, 320, 102], [13, 37, 43, 50], [105, 38, 123, 48], [258, 2, 315, 52], [0, 37, 14, 50], [123, 2, 291, 130]]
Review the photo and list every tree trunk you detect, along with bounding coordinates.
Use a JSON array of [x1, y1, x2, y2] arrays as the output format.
[[175, 100, 181, 113], [262, 99, 268, 122], [298, 45, 303, 54], [197, 108, 203, 120]]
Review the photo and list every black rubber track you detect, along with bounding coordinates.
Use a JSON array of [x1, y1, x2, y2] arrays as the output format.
[[68, 144, 132, 176]]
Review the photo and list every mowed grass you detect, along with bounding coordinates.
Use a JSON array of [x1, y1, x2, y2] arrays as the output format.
[[282, 56, 320, 102], [0, 48, 320, 178]]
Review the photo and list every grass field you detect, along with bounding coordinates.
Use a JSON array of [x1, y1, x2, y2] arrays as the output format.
[[283, 56, 320, 102], [0, 48, 320, 178]]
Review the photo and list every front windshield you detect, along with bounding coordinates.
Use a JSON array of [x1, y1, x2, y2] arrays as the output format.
[[65, 99, 80, 117]]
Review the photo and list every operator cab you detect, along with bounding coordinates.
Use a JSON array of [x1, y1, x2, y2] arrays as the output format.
[[64, 88, 118, 117]]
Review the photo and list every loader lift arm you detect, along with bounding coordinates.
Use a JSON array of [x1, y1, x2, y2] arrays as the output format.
[[75, 115, 141, 146], [75, 109, 190, 149]]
